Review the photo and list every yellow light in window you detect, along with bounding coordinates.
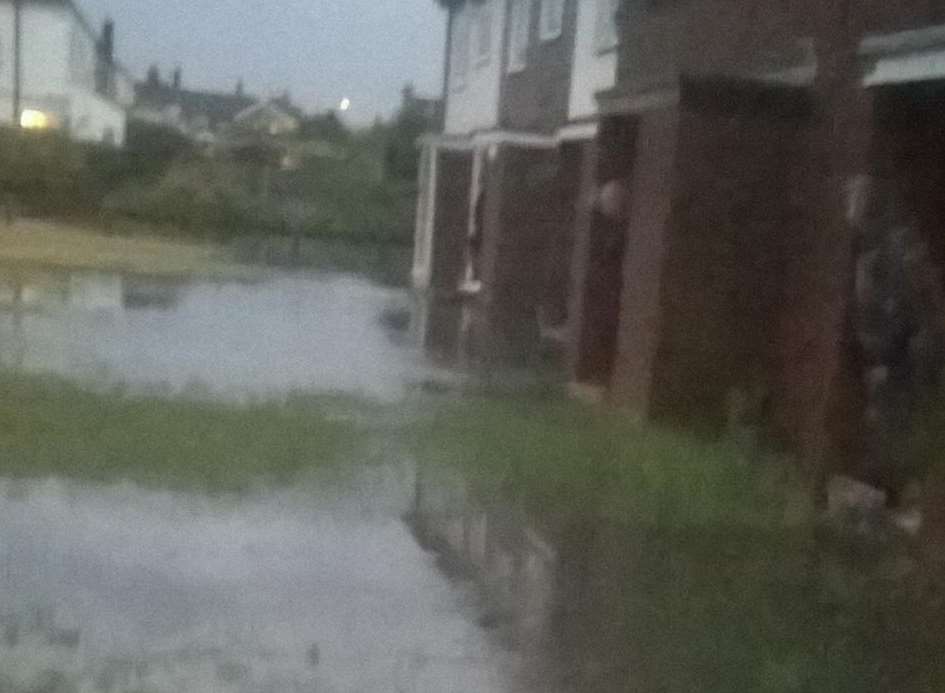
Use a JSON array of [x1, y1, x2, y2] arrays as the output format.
[[20, 109, 51, 130]]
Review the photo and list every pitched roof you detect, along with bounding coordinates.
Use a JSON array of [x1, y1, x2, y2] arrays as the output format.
[[134, 81, 257, 130]]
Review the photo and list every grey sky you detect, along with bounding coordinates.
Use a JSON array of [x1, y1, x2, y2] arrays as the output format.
[[77, 0, 446, 124]]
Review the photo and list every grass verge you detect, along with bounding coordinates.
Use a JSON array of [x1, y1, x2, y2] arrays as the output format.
[[0, 219, 257, 280], [0, 371, 377, 493], [408, 395, 945, 692]]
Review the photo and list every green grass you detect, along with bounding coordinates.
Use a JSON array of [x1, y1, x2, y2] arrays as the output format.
[[408, 395, 945, 692], [0, 372, 378, 493], [409, 395, 813, 531], [3, 373, 944, 691]]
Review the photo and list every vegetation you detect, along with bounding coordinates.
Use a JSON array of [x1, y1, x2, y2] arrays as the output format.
[[0, 219, 256, 279], [410, 395, 945, 693], [0, 111, 425, 284], [0, 371, 378, 493]]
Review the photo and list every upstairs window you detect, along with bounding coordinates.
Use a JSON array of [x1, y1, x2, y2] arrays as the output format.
[[594, 0, 619, 53], [473, 1, 493, 66], [507, 0, 532, 73], [451, 9, 470, 90], [539, 0, 565, 41]]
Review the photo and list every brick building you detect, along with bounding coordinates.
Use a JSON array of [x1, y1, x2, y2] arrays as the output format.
[[414, 0, 620, 365], [589, 0, 945, 477], [416, 0, 945, 485]]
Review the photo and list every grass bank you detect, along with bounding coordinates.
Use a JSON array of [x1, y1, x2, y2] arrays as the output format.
[[409, 396, 945, 693], [0, 219, 257, 280], [0, 125, 417, 285], [0, 372, 379, 493]]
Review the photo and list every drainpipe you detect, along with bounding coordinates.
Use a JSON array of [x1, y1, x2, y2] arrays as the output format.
[[12, 0, 22, 126]]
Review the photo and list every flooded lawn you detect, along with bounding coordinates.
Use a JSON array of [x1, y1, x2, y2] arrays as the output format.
[[0, 475, 512, 693], [0, 266, 521, 693], [0, 267, 437, 402]]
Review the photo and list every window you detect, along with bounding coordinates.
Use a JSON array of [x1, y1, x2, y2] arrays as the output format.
[[450, 9, 470, 90], [473, 1, 493, 66], [507, 0, 532, 74], [539, 0, 565, 41], [594, 0, 619, 52]]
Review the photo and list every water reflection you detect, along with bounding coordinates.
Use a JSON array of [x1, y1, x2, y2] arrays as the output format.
[[0, 267, 434, 401], [0, 473, 514, 693]]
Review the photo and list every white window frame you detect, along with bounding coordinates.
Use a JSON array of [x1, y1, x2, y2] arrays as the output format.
[[473, 1, 494, 67], [451, 8, 470, 91], [594, 0, 619, 53], [539, 0, 565, 41], [507, 0, 533, 74]]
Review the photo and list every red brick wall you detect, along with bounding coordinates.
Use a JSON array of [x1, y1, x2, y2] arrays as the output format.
[[617, 0, 817, 93], [637, 86, 810, 431], [616, 0, 945, 96], [476, 144, 561, 363], [609, 107, 680, 414]]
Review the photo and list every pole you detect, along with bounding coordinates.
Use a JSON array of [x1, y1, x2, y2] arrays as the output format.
[[12, 0, 22, 127]]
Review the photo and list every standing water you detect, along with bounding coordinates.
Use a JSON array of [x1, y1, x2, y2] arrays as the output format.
[[0, 269, 441, 401], [0, 267, 523, 693]]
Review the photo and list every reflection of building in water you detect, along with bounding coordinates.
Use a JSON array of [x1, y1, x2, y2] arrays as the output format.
[[68, 272, 124, 311], [0, 270, 184, 314], [122, 277, 184, 311]]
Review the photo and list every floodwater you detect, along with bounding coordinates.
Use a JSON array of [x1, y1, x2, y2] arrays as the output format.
[[0, 475, 513, 693], [0, 268, 440, 401], [0, 267, 519, 693]]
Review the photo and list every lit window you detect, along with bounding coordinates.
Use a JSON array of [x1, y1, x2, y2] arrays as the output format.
[[451, 8, 470, 90], [473, 1, 493, 66], [507, 0, 532, 74], [20, 110, 51, 130], [539, 0, 565, 41], [594, 0, 619, 52]]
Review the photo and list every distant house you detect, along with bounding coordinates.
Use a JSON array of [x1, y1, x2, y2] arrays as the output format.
[[0, 0, 133, 144], [230, 98, 303, 138], [132, 67, 256, 143]]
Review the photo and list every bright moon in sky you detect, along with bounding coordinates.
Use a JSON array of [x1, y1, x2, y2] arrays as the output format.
[[339, 98, 351, 112]]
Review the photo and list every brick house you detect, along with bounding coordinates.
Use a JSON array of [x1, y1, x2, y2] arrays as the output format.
[[588, 0, 945, 478], [416, 0, 945, 486], [132, 67, 257, 144], [414, 0, 621, 365]]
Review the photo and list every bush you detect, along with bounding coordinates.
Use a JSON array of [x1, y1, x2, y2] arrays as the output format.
[[0, 128, 91, 216]]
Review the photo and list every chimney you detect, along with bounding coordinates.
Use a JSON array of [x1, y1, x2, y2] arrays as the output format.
[[236, 79, 244, 97], [172, 66, 182, 91], [101, 19, 114, 63]]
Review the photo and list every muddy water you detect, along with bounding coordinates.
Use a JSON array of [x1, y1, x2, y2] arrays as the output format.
[[0, 268, 441, 401]]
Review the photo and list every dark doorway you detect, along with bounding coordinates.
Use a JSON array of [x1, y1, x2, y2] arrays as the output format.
[[650, 80, 812, 433], [424, 148, 473, 362], [538, 141, 585, 351], [873, 80, 945, 272], [573, 117, 637, 389]]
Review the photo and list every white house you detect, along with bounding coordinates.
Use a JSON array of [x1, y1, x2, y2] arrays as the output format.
[[0, 0, 132, 145]]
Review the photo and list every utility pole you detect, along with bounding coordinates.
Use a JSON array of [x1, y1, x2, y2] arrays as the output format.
[[12, 0, 22, 127]]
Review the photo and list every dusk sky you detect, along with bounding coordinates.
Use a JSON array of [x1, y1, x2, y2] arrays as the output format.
[[78, 0, 446, 124]]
